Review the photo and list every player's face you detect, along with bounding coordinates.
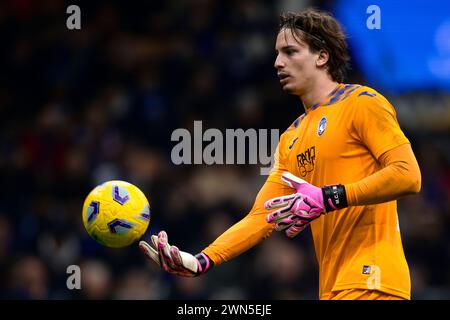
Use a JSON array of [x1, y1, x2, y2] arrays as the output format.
[[274, 28, 321, 95]]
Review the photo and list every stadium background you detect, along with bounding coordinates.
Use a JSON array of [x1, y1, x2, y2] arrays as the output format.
[[0, 0, 449, 299]]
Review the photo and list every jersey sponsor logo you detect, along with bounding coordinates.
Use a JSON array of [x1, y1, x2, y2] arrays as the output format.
[[317, 117, 327, 136], [296, 146, 316, 177]]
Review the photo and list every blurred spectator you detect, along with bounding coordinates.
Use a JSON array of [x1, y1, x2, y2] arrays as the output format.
[[80, 259, 112, 299], [7, 256, 49, 299], [114, 268, 163, 300]]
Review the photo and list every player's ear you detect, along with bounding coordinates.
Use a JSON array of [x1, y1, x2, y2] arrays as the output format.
[[316, 49, 329, 67]]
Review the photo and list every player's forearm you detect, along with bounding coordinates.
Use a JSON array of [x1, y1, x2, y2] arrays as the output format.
[[202, 181, 293, 265], [202, 214, 273, 265], [345, 143, 421, 206]]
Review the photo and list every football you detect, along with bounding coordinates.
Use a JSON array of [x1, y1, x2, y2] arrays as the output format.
[[82, 180, 151, 248]]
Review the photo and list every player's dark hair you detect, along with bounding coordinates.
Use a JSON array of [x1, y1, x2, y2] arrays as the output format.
[[279, 9, 350, 83]]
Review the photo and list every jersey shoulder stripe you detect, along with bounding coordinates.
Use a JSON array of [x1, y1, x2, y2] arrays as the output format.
[[287, 113, 305, 131]]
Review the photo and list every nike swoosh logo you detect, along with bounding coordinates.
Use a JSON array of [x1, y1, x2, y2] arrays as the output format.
[[288, 137, 298, 149]]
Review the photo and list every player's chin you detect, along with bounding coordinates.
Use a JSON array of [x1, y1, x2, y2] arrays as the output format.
[[281, 81, 303, 95], [281, 84, 296, 94]]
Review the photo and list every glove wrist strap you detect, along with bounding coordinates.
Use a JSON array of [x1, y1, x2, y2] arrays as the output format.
[[194, 252, 214, 275], [322, 185, 348, 212]]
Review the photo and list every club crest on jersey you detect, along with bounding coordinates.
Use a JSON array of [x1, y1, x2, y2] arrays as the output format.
[[317, 117, 327, 136]]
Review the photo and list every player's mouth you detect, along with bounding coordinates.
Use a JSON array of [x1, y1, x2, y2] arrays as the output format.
[[278, 72, 291, 84]]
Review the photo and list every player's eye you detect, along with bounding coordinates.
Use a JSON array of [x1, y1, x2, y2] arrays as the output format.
[[284, 48, 297, 56]]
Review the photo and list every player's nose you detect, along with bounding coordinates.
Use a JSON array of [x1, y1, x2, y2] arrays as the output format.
[[274, 54, 285, 70]]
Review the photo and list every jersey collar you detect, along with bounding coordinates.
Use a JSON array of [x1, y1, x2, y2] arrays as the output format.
[[305, 83, 361, 114]]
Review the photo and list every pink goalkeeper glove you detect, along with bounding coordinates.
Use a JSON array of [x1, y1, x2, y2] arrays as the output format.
[[265, 172, 348, 238], [139, 231, 213, 277]]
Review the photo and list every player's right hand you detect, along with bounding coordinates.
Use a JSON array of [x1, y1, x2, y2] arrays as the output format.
[[139, 231, 213, 277], [264, 172, 348, 238]]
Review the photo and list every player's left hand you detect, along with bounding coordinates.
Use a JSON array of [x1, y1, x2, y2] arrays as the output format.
[[265, 172, 348, 238]]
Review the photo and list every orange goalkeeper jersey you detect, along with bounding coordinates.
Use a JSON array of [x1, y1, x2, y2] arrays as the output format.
[[204, 84, 412, 299]]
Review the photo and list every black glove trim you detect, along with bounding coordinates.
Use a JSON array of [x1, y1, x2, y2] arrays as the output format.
[[322, 184, 348, 212], [194, 252, 214, 275]]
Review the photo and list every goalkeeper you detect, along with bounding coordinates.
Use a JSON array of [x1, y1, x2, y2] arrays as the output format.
[[139, 9, 421, 300]]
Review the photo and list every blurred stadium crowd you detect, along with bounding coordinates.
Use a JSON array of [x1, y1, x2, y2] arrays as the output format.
[[1, 0, 450, 299]]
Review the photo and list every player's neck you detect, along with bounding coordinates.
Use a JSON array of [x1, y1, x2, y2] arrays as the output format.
[[300, 78, 340, 111]]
